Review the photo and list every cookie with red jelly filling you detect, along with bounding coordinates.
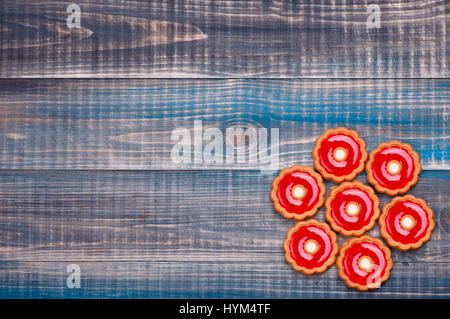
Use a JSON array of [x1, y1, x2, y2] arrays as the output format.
[[325, 181, 380, 237], [337, 236, 392, 291], [366, 141, 421, 196], [379, 195, 434, 251], [271, 165, 326, 221], [284, 219, 339, 275], [313, 128, 367, 183]]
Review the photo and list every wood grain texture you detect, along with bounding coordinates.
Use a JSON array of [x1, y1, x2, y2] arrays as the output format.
[[0, 0, 448, 78], [0, 261, 448, 298], [0, 79, 448, 170], [0, 170, 448, 298], [0, 0, 448, 299]]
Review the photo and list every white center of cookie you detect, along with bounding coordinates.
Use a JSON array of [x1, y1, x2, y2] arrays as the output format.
[[345, 202, 360, 217], [304, 240, 318, 255], [400, 215, 414, 230], [358, 257, 372, 271], [333, 148, 347, 161], [291, 185, 306, 200], [387, 160, 401, 175]]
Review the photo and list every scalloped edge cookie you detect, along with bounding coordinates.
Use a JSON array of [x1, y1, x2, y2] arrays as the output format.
[[379, 195, 435, 251], [284, 219, 339, 275], [337, 236, 393, 291], [271, 165, 326, 221], [313, 127, 368, 183], [366, 140, 421, 196], [325, 181, 380, 237]]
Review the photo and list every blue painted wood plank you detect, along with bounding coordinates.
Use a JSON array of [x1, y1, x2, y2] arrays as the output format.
[[0, 79, 448, 170], [0, 170, 448, 298], [0, 261, 448, 298], [0, 0, 448, 78]]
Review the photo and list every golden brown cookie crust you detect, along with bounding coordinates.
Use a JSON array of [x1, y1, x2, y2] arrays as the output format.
[[337, 236, 393, 291], [379, 195, 435, 251], [366, 140, 421, 196], [284, 219, 339, 275], [271, 165, 326, 221], [313, 127, 368, 183], [325, 181, 380, 237]]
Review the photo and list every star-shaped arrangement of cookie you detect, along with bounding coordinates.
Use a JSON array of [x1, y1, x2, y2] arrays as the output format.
[[271, 127, 435, 291]]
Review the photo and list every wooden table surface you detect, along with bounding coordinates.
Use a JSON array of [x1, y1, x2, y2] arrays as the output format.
[[0, 1, 449, 298]]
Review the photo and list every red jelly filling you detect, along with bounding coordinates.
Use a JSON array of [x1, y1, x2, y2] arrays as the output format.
[[328, 187, 376, 232], [341, 241, 388, 287], [383, 199, 430, 245], [370, 146, 416, 191], [289, 224, 334, 269], [276, 170, 322, 217], [317, 133, 363, 177]]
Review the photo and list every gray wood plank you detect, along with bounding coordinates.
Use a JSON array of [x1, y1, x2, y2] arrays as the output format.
[[0, 79, 448, 170], [0, 0, 448, 78], [0, 170, 447, 263]]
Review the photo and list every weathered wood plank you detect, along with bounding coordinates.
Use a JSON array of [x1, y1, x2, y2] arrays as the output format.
[[0, 170, 448, 298], [0, 261, 448, 298], [0, 0, 448, 78], [0, 170, 447, 262], [0, 79, 448, 170]]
